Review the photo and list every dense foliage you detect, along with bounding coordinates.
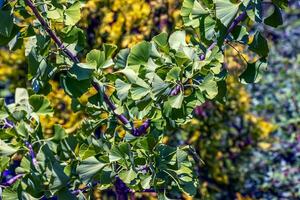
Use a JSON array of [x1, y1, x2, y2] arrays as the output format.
[[0, 0, 294, 199]]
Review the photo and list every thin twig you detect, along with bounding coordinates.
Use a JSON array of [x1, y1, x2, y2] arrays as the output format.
[[25, 142, 38, 168], [226, 42, 248, 64], [0, 174, 25, 187]]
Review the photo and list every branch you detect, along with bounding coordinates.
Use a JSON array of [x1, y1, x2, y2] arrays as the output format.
[[2, 119, 14, 129], [132, 119, 151, 136], [25, 142, 38, 167], [201, 11, 248, 60], [0, 174, 24, 187], [24, 0, 79, 63], [24, 0, 150, 136]]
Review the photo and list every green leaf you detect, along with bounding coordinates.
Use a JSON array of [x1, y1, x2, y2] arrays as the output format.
[[239, 59, 267, 84], [153, 32, 169, 52], [79, 144, 97, 160], [15, 88, 29, 105], [120, 68, 138, 83], [175, 51, 190, 66], [169, 31, 186, 50], [115, 48, 130, 69], [27, 49, 39, 79], [60, 75, 91, 98], [68, 63, 95, 81], [109, 144, 128, 162], [180, 181, 197, 196], [247, 0, 262, 23], [195, 89, 205, 103], [231, 25, 249, 43], [264, 5, 283, 28], [152, 74, 170, 97], [2, 188, 19, 200], [242, 0, 251, 7], [131, 85, 150, 100], [0, 140, 18, 156], [181, 0, 209, 28], [166, 67, 181, 81], [128, 41, 151, 66], [47, 8, 64, 22], [64, 1, 81, 26], [115, 79, 131, 101], [50, 161, 70, 193], [248, 32, 269, 57], [119, 168, 137, 184], [176, 149, 188, 167], [0, 157, 10, 171], [199, 74, 218, 99], [0, 25, 20, 46], [103, 43, 118, 59], [0, 10, 14, 37], [16, 157, 31, 174], [86, 45, 117, 69], [29, 95, 53, 115], [199, 15, 216, 41], [168, 92, 184, 109], [86, 49, 105, 68], [215, 0, 240, 26], [141, 175, 152, 189], [60, 27, 86, 52], [76, 157, 107, 183], [51, 125, 67, 142], [56, 189, 77, 200]]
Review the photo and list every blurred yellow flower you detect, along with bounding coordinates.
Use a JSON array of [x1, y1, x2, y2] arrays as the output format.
[[245, 114, 277, 138], [258, 142, 272, 150], [39, 81, 82, 135], [236, 193, 254, 200]]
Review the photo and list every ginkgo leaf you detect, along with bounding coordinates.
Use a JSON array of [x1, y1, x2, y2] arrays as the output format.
[[0, 11, 14, 37], [127, 41, 151, 66], [169, 31, 186, 50], [181, 0, 208, 28], [47, 8, 64, 22], [119, 168, 137, 184], [166, 67, 181, 81], [0, 140, 18, 156], [68, 63, 95, 81], [264, 5, 283, 28], [115, 79, 131, 101], [120, 68, 138, 83], [168, 92, 184, 109], [29, 95, 53, 115], [239, 59, 267, 84], [131, 85, 150, 100], [248, 32, 269, 57], [64, 1, 81, 26], [199, 74, 218, 99], [215, 0, 240, 26], [153, 32, 169, 52], [76, 157, 107, 183]]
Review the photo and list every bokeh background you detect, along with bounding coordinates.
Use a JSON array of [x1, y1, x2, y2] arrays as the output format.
[[0, 0, 299, 199]]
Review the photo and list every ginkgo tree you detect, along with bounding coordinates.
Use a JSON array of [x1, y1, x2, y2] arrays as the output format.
[[0, 0, 287, 199]]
